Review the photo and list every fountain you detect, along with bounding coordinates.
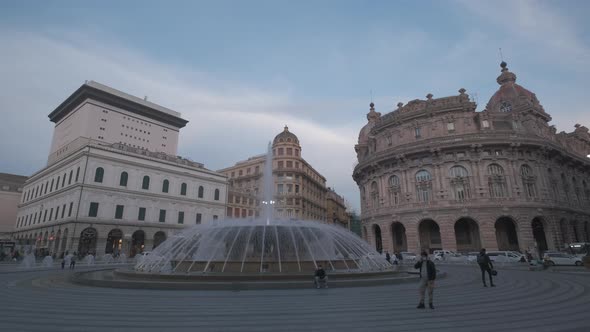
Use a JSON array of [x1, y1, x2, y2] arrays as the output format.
[[84, 254, 95, 265], [73, 142, 412, 289], [20, 253, 36, 269], [135, 143, 389, 275], [41, 255, 54, 268]]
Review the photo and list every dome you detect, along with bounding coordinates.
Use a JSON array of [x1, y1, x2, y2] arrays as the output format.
[[273, 125, 299, 145], [134, 219, 390, 274], [485, 62, 542, 113]]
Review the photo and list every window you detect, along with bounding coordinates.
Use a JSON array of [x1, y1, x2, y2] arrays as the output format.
[[119, 172, 128, 186], [255, 166, 260, 173], [213, 215, 218, 220], [370, 181, 380, 208], [287, 148, 293, 155], [142, 176, 150, 190], [138, 207, 146, 221], [415, 170, 433, 203], [57, 176, 61, 189], [214, 189, 220, 200], [159, 209, 166, 223], [520, 165, 537, 198], [447, 122, 455, 132], [482, 120, 490, 128], [115, 205, 124, 219], [198, 186, 204, 198], [61, 174, 66, 187], [196, 213, 202, 224], [68, 202, 73, 217], [178, 211, 184, 224], [500, 101, 512, 113], [449, 166, 470, 200], [488, 164, 507, 198], [50, 179, 54, 192], [89, 202, 99, 217], [49, 208, 53, 221], [75, 167, 80, 182], [162, 179, 169, 193], [68, 170, 73, 185], [55, 206, 60, 220], [43, 210, 48, 222], [278, 148, 284, 155], [180, 183, 187, 196], [44, 181, 48, 194], [389, 175, 401, 205], [415, 127, 422, 138], [287, 161, 293, 168], [94, 167, 104, 183], [278, 184, 284, 193]]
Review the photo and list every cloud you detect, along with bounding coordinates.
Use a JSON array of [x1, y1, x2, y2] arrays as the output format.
[[0, 28, 364, 210]]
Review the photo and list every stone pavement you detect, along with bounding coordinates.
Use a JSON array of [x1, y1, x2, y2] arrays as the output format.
[[1, 265, 589, 332]]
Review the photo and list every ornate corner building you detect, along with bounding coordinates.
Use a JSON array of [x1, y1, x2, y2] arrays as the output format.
[[353, 62, 590, 255], [218, 126, 328, 222]]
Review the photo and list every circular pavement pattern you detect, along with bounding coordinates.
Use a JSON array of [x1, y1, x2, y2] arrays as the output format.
[[1, 264, 589, 332]]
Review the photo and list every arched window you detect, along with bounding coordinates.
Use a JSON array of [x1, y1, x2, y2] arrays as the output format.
[[388, 175, 401, 205], [142, 176, 150, 190], [370, 181, 379, 208], [198, 186, 204, 198], [68, 170, 73, 185], [180, 183, 187, 196], [214, 189, 220, 201], [449, 166, 470, 200], [415, 170, 432, 203], [62, 173, 66, 187], [119, 172, 128, 187], [162, 179, 169, 193], [360, 186, 366, 208], [94, 167, 104, 183], [488, 164, 507, 198], [520, 165, 537, 198]]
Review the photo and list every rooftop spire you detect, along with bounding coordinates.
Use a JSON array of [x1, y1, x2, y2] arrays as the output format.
[[496, 61, 516, 85]]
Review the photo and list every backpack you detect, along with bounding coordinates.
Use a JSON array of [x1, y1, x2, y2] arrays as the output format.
[[477, 254, 486, 264]]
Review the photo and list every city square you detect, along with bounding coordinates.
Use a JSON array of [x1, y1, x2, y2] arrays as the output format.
[[1, 1, 590, 332], [1, 264, 589, 332]]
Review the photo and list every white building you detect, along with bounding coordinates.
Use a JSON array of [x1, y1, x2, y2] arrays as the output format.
[[13, 81, 227, 257]]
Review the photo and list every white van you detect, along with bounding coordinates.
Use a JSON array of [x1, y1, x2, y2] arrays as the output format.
[[486, 251, 523, 263]]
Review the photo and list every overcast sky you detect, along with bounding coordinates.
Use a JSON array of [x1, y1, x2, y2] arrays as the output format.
[[1, 0, 589, 212]]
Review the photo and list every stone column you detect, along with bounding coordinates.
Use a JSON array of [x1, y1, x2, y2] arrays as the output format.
[[479, 218, 498, 251], [518, 218, 535, 254], [404, 220, 420, 254], [439, 218, 457, 252]]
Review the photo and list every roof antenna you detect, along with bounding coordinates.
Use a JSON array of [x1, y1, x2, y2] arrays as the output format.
[[370, 89, 373, 103], [499, 48, 504, 62]]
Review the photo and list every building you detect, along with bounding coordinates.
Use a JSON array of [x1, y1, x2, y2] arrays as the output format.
[[12, 81, 227, 257], [0, 173, 28, 239], [326, 187, 349, 228], [353, 62, 590, 256], [219, 126, 328, 222], [347, 212, 362, 237]]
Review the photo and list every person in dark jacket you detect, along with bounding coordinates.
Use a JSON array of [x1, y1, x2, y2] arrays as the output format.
[[477, 248, 495, 287], [414, 251, 436, 309], [314, 264, 328, 288]]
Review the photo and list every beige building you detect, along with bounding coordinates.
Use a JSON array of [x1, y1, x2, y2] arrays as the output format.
[[0, 173, 28, 239], [326, 187, 349, 228], [219, 126, 328, 222], [353, 62, 590, 256], [13, 81, 227, 257]]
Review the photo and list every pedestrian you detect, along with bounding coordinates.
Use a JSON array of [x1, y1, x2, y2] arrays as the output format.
[[385, 252, 391, 264], [477, 248, 495, 287], [70, 252, 77, 269], [414, 251, 436, 309], [314, 264, 328, 289]]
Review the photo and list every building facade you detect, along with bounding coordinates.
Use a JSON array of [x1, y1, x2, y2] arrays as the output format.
[[0, 173, 28, 239], [353, 62, 590, 256], [219, 126, 328, 222], [326, 187, 349, 228], [12, 81, 227, 257]]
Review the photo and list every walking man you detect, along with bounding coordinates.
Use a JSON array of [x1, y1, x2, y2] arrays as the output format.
[[414, 251, 436, 309], [477, 248, 495, 287]]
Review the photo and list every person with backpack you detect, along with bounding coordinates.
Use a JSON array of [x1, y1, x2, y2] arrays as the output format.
[[477, 248, 495, 287]]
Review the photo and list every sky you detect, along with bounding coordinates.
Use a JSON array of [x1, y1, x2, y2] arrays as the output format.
[[1, 0, 589, 212]]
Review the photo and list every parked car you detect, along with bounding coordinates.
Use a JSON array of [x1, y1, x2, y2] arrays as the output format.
[[467, 252, 480, 263], [486, 251, 524, 263], [400, 252, 417, 261], [434, 252, 466, 262], [543, 252, 583, 266]]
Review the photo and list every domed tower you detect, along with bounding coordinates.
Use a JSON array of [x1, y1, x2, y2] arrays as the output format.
[[271, 126, 327, 222], [483, 62, 551, 134], [355, 102, 381, 162]]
